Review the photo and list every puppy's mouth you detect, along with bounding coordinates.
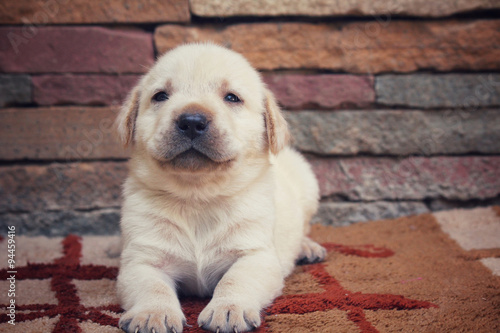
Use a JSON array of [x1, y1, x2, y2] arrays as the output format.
[[154, 139, 235, 172], [167, 147, 234, 170]]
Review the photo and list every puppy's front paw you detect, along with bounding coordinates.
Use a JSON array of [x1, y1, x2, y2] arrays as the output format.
[[198, 299, 261, 333], [297, 237, 326, 265], [119, 305, 186, 333]]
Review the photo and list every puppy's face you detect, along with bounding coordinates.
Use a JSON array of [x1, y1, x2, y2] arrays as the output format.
[[117, 44, 289, 174]]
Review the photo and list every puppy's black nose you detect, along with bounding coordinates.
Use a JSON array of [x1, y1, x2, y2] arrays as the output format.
[[176, 113, 209, 140]]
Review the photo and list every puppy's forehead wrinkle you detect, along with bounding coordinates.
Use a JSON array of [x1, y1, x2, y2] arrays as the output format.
[[146, 74, 174, 95], [154, 46, 262, 95]]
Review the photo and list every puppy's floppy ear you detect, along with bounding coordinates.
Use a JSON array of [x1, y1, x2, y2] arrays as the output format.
[[115, 86, 141, 147], [264, 88, 290, 155]]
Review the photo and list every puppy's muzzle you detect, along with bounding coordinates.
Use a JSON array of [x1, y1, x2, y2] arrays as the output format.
[[155, 109, 234, 169], [176, 113, 209, 140]]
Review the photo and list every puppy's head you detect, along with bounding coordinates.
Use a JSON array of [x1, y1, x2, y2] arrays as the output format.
[[116, 43, 289, 174]]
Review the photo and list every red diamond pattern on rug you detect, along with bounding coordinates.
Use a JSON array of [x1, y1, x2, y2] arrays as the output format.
[[0, 235, 120, 332], [0, 235, 437, 332]]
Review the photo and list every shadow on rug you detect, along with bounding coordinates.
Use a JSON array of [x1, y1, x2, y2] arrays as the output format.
[[1, 206, 499, 332]]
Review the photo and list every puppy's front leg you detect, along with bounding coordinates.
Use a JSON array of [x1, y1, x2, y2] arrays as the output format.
[[198, 250, 283, 333], [118, 260, 185, 333]]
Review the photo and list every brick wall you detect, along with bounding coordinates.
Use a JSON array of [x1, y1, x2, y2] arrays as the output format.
[[0, 0, 499, 235]]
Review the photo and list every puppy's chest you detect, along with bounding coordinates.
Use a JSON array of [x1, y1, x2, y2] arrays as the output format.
[[181, 246, 238, 297], [153, 201, 262, 296], [175, 232, 240, 297], [158, 220, 242, 297]]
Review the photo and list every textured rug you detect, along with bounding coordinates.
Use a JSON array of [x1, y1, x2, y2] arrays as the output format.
[[1, 207, 499, 332]]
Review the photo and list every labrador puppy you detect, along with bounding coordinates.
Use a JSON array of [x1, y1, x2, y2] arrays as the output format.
[[116, 43, 326, 333]]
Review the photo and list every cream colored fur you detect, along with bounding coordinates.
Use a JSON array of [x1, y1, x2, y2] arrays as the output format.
[[116, 43, 325, 333]]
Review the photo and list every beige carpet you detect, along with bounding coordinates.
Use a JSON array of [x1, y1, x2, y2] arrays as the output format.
[[1, 207, 499, 332]]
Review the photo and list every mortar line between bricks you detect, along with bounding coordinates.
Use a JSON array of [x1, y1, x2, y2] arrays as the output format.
[[13, 70, 500, 75], [4, 105, 500, 111], [266, 69, 500, 76], [288, 106, 500, 111], [13, 71, 150, 75], [423, 198, 433, 212], [0, 159, 130, 166], [319, 198, 431, 202], [319, 195, 500, 203], [28, 73, 144, 76], [2, 153, 500, 166], [189, 11, 500, 25], [72, 207, 122, 213], [10, 69, 500, 77], [2, 11, 494, 27], [373, 70, 500, 75], [370, 104, 500, 111], [0, 207, 122, 215], [302, 152, 500, 159], [318, 197, 500, 210]]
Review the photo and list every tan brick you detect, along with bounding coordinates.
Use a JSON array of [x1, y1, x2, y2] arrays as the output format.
[[191, 0, 499, 18], [155, 20, 500, 73], [0, 107, 129, 160], [0, 0, 189, 24]]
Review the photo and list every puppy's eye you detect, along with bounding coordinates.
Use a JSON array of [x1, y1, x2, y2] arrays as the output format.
[[152, 91, 169, 102], [224, 93, 241, 103]]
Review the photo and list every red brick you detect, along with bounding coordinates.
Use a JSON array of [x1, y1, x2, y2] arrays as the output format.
[[310, 156, 500, 201], [155, 20, 500, 73], [0, 162, 126, 213], [0, 0, 190, 24], [264, 74, 374, 109], [0, 107, 129, 160], [33, 74, 140, 106], [0, 27, 154, 73]]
